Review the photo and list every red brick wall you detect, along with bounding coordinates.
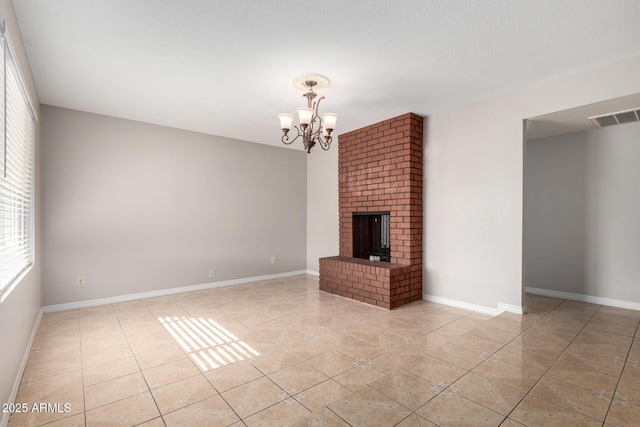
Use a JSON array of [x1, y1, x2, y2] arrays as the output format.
[[338, 113, 423, 265], [319, 257, 423, 309], [319, 113, 424, 309]]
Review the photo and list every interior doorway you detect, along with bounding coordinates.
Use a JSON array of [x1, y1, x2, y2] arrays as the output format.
[[523, 93, 640, 310]]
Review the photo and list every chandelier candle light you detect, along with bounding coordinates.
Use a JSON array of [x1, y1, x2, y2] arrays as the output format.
[[278, 73, 339, 153]]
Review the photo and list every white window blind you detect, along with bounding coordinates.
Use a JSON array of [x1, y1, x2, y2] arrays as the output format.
[[0, 24, 35, 302]]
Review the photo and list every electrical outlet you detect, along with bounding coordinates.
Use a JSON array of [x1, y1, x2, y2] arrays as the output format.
[[440, 273, 447, 284], [271, 256, 276, 264], [77, 276, 85, 287], [209, 268, 215, 279]]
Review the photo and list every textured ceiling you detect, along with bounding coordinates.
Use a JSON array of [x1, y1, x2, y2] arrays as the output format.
[[13, 0, 640, 149]]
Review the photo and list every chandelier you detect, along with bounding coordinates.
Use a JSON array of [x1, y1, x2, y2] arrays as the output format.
[[277, 73, 338, 153]]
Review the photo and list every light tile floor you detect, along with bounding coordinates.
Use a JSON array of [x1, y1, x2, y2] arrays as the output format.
[[7, 274, 640, 426]]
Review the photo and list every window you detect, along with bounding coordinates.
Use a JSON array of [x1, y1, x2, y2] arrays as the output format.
[[0, 24, 36, 302]]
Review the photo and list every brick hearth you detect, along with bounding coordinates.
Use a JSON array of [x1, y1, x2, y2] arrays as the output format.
[[319, 112, 423, 309]]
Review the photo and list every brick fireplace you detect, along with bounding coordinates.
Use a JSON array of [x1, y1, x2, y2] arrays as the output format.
[[319, 113, 423, 309]]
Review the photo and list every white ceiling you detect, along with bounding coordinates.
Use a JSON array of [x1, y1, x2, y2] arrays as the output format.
[[12, 0, 640, 149]]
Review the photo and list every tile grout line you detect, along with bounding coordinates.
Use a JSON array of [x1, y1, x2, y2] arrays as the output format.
[[431, 310, 541, 425], [350, 307, 530, 425], [37, 310, 82, 427], [384, 303, 542, 424], [114, 302, 166, 426], [501, 301, 609, 425], [179, 302, 247, 426], [600, 317, 640, 426], [426, 306, 552, 417], [431, 298, 598, 425], [157, 286, 343, 424]]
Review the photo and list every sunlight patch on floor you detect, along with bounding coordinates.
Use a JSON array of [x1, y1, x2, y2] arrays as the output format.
[[158, 316, 259, 371]]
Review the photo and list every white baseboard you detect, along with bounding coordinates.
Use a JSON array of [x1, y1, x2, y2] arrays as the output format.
[[306, 269, 319, 276], [526, 287, 640, 311], [423, 294, 523, 316], [497, 302, 524, 315], [1, 308, 43, 427], [42, 270, 309, 313]]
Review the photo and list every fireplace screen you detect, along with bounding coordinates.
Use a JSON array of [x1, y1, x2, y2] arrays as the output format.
[[353, 212, 391, 262]]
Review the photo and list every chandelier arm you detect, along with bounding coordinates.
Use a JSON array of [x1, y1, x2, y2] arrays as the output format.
[[318, 135, 332, 150], [307, 96, 327, 139], [314, 96, 325, 116], [307, 114, 323, 138], [282, 126, 302, 145]]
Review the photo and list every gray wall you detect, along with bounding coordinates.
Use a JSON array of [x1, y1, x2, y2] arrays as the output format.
[[41, 106, 307, 306], [0, 0, 42, 420], [525, 121, 640, 303], [306, 146, 338, 273]]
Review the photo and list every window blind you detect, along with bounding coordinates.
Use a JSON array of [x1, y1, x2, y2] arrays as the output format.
[[0, 24, 35, 302]]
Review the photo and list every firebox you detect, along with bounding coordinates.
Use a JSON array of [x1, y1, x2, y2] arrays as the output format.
[[353, 212, 391, 262]]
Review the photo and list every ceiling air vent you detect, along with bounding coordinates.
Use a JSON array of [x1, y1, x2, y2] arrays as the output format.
[[589, 108, 640, 128]]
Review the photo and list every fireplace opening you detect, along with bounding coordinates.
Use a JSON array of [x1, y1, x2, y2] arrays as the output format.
[[353, 212, 391, 262]]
